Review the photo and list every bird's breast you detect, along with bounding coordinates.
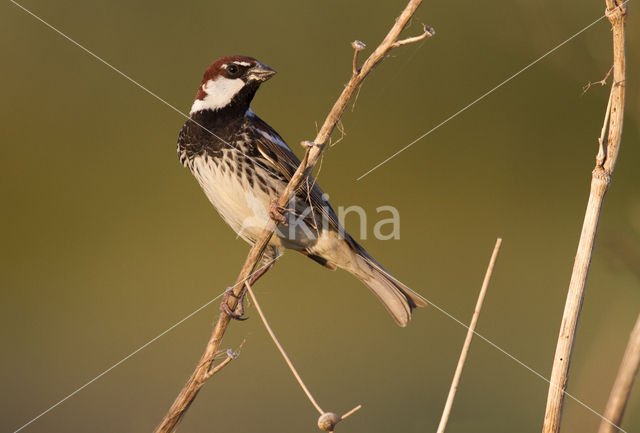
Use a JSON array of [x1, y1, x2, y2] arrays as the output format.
[[188, 151, 282, 245]]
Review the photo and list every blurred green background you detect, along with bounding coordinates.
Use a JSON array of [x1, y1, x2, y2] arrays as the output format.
[[1, 1, 639, 432]]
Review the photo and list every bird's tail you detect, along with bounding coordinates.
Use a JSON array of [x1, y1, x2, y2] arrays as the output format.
[[346, 242, 427, 327]]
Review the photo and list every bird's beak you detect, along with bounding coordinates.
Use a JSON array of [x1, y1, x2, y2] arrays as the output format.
[[248, 62, 276, 82]]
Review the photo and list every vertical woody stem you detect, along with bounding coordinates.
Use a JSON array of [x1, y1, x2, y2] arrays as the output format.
[[541, 2, 626, 432], [598, 314, 640, 433]]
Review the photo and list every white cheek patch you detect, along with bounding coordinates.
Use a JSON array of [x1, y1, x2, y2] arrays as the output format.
[[190, 77, 245, 114]]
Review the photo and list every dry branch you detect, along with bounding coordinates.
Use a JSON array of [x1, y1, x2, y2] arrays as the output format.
[[243, 281, 362, 431], [582, 66, 614, 95], [153, 1, 433, 431], [540, 2, 627, 432], [436, 238, 502, 433], [244, 281, 324, 415], [392, 24, 434, 47], [598, 314, 640, 433]]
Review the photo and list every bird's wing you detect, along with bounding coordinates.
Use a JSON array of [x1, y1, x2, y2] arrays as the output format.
[[248, 113, 341, 233]]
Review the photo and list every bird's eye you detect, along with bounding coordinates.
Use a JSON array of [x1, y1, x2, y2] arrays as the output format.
[[227, 64, 239, 75]]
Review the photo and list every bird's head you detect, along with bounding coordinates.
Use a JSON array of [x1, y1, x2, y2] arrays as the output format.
[[190, 56, 276, 115]]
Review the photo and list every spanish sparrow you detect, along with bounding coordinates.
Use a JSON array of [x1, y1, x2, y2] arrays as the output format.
[[177, 56, 426, 326]]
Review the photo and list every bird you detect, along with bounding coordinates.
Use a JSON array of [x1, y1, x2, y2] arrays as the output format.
[[177, 55, 426, 326]]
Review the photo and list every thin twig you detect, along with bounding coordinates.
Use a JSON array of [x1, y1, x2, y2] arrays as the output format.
[[541, 1, 627, 432], [436, 238, 502, 433], [152, 259, 276, 432], [244, 281, 325, 415], [597, 85, 615, 167], [245, 279, 365, 432], [340, 405, 362, 420], [329, 120, 346, 147], [352, 40, 366, 75], [583, 65, 614, 94], [350, 85, 363, 112], [204, 349, 237, 380], [153, 2, 433, 431], [391, 24, 435, 47], [245, 280, 362, 430], [598, 314, 640, 433]]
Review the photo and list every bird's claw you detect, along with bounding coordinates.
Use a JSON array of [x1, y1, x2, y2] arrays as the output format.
[[269, 199, 288, 225], [221, 287, 248, 321]]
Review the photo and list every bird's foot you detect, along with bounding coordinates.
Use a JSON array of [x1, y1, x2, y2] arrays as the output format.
[[221, 286, 248, 321], [269, 199, 288, 225]]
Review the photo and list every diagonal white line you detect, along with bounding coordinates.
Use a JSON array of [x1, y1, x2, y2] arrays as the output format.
[[11, 257, 279, 433], [356, 6, 622, 181], [7, 0, 280, 179], [414, 293, 627, 433], [10, 293, 224, 433], [376, 262, 629, 433]]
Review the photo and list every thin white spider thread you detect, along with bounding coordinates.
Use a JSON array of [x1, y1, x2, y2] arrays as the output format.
[[356, 2, 628, 181], [422, 295, 627, 432], [7, 0, 280, 180], [370, 264, 627, 433], [10, 258, 278, 433]]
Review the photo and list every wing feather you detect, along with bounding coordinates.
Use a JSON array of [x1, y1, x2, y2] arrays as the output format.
[[248, 113, 341, 233]]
